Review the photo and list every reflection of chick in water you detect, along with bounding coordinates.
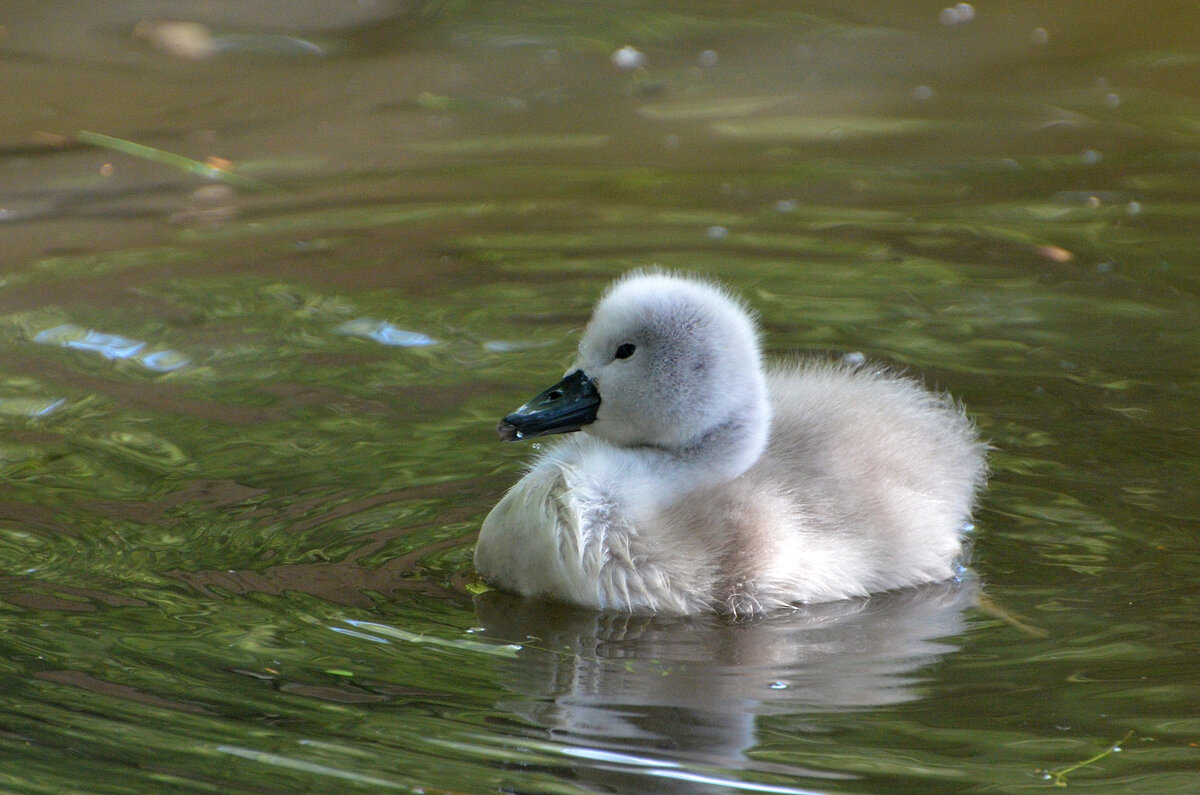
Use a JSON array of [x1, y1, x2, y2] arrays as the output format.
[[473, 578, 977, 792]]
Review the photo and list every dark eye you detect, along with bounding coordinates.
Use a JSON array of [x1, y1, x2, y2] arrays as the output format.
[[614, 343, 636, 360]]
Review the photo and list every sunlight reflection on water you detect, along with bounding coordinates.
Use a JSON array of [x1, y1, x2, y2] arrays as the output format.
[[33, 323, 191, 371]]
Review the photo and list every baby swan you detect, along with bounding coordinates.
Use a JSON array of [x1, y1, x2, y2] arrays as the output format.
[[475, 272, 986, 616]]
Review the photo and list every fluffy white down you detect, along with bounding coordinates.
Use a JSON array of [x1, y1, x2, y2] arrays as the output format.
[[474, 271, 987, 616]]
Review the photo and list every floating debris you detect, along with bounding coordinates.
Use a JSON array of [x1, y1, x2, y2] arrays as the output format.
[[1043, 730, 1134, 787], [76, 130, 275, 191]]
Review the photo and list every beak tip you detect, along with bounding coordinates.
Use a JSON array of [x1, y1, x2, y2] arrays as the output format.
[[497, 420, 522, 442]]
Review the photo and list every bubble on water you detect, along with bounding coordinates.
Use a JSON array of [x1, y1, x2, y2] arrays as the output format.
[[1126, 201, 1142, 216], [706, 225, 729, 240], [611, 45, 646, 71], [1104, 91, 1121, 108], [1082, 149, 1102, 164], [775, 199, 797, 213], [1030, 27, 1050, 45], [940, 3, 975, 25], [768, 681, 789, 690], [912, 84, 935, 102], [841, 351, 866, 367], [698, 49, 718, 68]]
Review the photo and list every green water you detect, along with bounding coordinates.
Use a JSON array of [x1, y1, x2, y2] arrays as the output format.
[[2, 2, 1199, 792]]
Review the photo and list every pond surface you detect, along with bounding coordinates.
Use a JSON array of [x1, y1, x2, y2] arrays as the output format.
[[2, 2, 1199, 792]]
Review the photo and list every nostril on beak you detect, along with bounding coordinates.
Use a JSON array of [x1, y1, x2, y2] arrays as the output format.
[[547, 390, 563, 400]]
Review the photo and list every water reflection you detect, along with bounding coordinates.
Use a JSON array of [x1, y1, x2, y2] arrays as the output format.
[[32, 323, 191, 371], [335, 317, 437, 347], [473, 578, 977, 792]]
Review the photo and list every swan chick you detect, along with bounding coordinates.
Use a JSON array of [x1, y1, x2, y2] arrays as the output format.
[[475, 272, 986, 616]]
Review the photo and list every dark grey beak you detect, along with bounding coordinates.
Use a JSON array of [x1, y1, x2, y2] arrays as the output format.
[[497, 370, 600, 441]]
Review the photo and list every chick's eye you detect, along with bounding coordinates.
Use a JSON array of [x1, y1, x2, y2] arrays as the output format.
[[613, 343, 636, 360]]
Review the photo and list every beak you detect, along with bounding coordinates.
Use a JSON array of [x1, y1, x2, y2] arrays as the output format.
[[497, 369, 600, 441]]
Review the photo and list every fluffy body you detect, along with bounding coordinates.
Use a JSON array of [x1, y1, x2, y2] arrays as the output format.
[[475, 272, 987, 616]]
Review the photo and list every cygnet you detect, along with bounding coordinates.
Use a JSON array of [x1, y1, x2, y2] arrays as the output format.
[[475, 271, 987, 616]]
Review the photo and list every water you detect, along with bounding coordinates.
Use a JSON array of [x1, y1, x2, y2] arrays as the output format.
[[2, 2, 1200, 791]]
